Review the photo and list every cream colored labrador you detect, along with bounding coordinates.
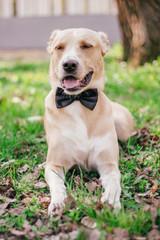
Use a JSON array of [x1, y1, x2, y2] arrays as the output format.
[[44, 28, 133, 216]]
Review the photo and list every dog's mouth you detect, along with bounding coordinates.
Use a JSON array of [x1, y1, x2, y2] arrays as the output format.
[[61, 71, 94, 92]]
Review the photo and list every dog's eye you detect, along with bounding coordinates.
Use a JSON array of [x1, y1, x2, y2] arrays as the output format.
[[56, 45, 64, 50], [81, 44, 92, 49]]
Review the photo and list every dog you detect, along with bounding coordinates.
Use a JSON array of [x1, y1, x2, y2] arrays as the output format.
[[44, 28, 133, 216]]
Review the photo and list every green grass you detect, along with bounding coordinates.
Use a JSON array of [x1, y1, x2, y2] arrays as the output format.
[[0, 45, 160, 239]]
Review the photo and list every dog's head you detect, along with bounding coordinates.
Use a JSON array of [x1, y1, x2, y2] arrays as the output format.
[[47, 28, 110, 94]]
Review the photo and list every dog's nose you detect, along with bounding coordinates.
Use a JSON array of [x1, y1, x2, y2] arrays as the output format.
[[63, 60, 78, 73]]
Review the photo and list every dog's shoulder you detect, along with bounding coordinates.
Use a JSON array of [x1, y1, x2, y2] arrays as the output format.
[[45, 90, 55, 110], [97, 92, 112, 115]]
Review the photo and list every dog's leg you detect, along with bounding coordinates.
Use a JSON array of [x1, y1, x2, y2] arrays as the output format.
[[111, 101, 134, 142], [99, 163, 121, 210], [45, 164, 67, 216], [93, 143, 121, 210]]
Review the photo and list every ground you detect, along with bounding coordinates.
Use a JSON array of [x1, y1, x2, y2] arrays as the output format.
[[0, 45, 159, 240]]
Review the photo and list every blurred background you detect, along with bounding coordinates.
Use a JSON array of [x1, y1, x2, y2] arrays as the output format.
[[0, 0, 120, 54], [0, 0, 118, 17], [0, 0, 159, 65]]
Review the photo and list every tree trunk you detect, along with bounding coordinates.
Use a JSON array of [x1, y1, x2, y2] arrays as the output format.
[[116, 0, 160, 67]]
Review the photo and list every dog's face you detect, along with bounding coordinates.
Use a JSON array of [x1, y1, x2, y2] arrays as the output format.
[[47, 28, 110, 93]]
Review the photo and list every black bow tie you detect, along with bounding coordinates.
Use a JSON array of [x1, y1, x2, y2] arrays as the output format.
[[55, 87, 98, 110]]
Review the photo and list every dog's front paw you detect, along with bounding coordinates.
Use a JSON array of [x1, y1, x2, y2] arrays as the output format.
[[48, 202, 63, 218], [101, 191, 121, 210], [48, 191, 67, 217], [100, 173, 121, 210]]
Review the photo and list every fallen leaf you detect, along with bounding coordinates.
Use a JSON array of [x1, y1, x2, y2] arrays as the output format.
[[10, 229, 26, 236], [0, 178, 16, 198], [21, 197, 32, 205], [5, 175, 13, 186], [26, 231, 36, 238], [34, 167, 41, 177], [149, 134, 159, 143], [134, 193, 141, 204], [83, 197, 92, 205], [19, 164, 30, 174], [64, 195, 77, 209], [1, 159, 16, 167], [144, 205, 158, 224], [35, 219, 42, 228], [34, 181, 47, 189], [147, 229, 160, 240], [133, 237, 146, 240], [39, 196, 50, 207], [81, 216, 97, 229], [68, 230, 79, 240], [20, 172, 34, 183], [145, 155, 153, 161], [74, 175, 82, 187], [0, 219, 6, 225], [137, 190, 151, 197], [106, 232, 114, 240], [6, 187, 16, 198], [20, 167, 40, 184], [35, 229, 54, 237], [23, 220, 31, 232], [135, 167, 142, 176], [132, 126, 159, 148], [50, 230, 79, 240], [59, 222, 78, 233], [144, 167, 153, 174], [91, 177, 102, 188], [86, 181, 98, 192], [0, 194, 4, 200], [0, 197, 16, 215], [150, 179, 158, 197], [114, 228, 129, 240], [94, 201, 104, 210], [133, 126, 150, 139], [88, 229, 101, 240], [92, 195, 99, 202], [134, 166, 153, 181], [8, 207, 24, 216], [10, 221, 34, 238], [144, 198, 160, 208]]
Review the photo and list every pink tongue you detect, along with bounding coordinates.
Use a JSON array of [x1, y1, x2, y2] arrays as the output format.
[[64, 79, 78, 89]]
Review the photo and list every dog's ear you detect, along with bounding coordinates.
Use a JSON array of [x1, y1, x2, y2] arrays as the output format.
[[98, 32, 110, 56], [47, 30, 60, 54]]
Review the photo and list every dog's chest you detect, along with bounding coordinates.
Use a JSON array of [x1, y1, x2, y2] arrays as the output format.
[[62, 102, 89, 161], [61, 102, 110, 167]]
